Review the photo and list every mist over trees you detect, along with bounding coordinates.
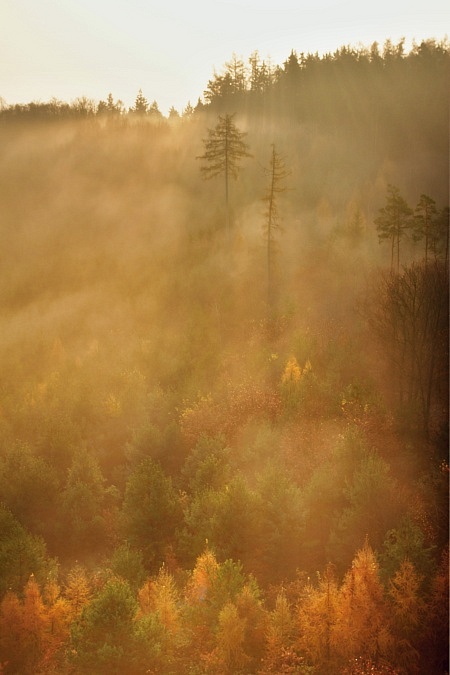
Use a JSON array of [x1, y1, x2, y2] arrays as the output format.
[[197, 113, 252, 233], [0, 38, 448, 673]]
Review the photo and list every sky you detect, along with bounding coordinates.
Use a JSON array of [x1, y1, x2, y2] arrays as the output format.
[[1, 0, 448, 115]]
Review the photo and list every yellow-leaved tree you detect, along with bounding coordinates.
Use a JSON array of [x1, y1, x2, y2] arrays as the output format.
[[297, 563, 339, 671], [41, 578, 72, 671], [208, 601, 248, 674], [64, 563, 91, 620], [280, 356, 314, 414], [184, 547, 221, 661], [333, 540, 393, 669], [388, 558, 423, 672], [0, 575, 49, 674], [260, 590, 305, 673]]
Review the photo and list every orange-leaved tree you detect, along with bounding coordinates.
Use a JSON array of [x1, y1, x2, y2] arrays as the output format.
[[333, 540, 393, 668]]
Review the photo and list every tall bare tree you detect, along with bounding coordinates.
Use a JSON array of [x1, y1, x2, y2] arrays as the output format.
[[262, 145, 290, 309]]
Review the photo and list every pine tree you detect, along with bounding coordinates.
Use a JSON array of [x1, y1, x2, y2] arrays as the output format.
[[70, 579, 138, 673], [412, 194, 438, 263], [375, 184, 412, 271]]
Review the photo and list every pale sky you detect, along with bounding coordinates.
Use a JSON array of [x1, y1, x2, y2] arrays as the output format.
[[1, 0, 448, 115]]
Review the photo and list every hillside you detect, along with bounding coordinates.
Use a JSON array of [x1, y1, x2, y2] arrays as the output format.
[[0, 39, 448, 674]]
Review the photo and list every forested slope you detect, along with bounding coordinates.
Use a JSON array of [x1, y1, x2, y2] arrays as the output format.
[[0, 39, 448, 674]]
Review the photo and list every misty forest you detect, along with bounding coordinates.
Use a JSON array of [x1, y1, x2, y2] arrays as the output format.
[[0, 39, 448, 674]]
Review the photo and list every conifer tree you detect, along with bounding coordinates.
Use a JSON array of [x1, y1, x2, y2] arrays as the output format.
[[260, 591, 305, 673], [97, 93, 124, 116], [0, 590, 25, 672], [42, 578, 72, 669], [266, 591, 294, 656], [412, 194, 438, 263], [138, 566, 180, 636], [137, 567, 183, 668], [212, 601, 248, 673], [375, 184, 412, 271], [64, 564, 91, 620], [420, 546, 449, 673], [262, 144, 290, 310], [297, 563, 339, 671], [0, 576, 50, 674], [388, 559, 422, 672], [148, 100, 163, 119], [197, 113, 252, 233], [333, 540, 393, 667], [121, 458, 182, 572], [435, 205, 449, 265], [70, 579, 138, 673], [22, 576, 48, 671], [130, 88, 149, 115], [249, 50, 273, 94]]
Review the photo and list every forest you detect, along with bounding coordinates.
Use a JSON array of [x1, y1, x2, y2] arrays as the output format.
[[0, 39, 448, 674]]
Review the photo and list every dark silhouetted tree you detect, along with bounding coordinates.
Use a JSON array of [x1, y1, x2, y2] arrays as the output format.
[[412, 194, 438, 263], [148, 100, 163, 120], [435, 205, 449, 265], [248, 50, 273, 95], [388, 559, 423, 672], [97, 93, 124, 116], [262, 144, 290, 310], [130, 89, 149, 115], [168, 105, 180, 120], [0, 504, 53, 597], [367, 261, 449, 437], [197, 113, 252, 233], [204, 53, 247, 106], [183, 101, 195, 117], [59, 449, 109, 557], [419, 546, 449, 673], [375, 184, 412, 271], [70, 579, 138, 673], [121, 458, 182, 572]]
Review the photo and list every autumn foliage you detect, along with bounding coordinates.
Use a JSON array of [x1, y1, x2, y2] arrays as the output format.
[[0, 38, 448, 675]]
